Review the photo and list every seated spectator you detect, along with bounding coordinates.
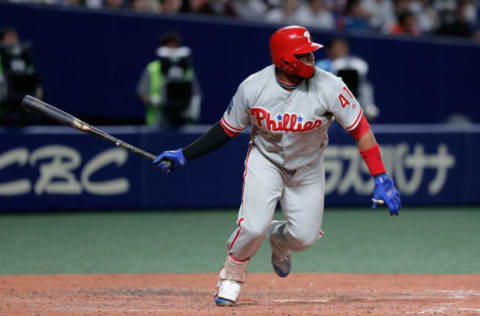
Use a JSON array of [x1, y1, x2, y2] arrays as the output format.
[[265, 0, 301, 24], [362, 0, 396, 32], [409, 0, 439, 34], [137, 32, 202, 128], [233, 0, 267, 21], [104, 0, 126, 9], [295, 0, 335, 29], [131, 0, 161, 13], [389, 10, 420, 35], [435, 0, 475, 37], [316, 37, 380, 121], [0, 27, 43, 126], [181, 0, 214, 15], [209, 0, 236, 16], [162, 0, 182, 14], [337, 0, 372, 31]]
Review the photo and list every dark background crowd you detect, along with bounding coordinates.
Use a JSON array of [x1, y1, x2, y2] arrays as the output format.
[[5, 0, 480, 40], [1, 0, 479, 127]]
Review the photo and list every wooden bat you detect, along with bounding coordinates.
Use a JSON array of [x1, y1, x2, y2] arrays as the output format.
[[21, 95, 157, 161]]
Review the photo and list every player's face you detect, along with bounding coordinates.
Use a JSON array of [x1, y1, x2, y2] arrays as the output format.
[[296, 52, 315, 66]]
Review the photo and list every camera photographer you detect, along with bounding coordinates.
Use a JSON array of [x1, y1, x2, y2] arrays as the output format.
[[0, 27, 43, 126]]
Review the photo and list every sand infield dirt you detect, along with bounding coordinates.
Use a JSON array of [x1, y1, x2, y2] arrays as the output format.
[[1, 273, 480, 315]]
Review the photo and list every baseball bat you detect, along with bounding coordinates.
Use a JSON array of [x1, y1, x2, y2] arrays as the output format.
[[21, 95, 157, 161]]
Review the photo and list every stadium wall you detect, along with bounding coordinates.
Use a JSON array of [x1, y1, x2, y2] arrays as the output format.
[[1, 3, 479, 125], [0, 125, 477, 211]]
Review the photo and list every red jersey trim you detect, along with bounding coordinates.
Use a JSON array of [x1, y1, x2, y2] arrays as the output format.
[[220, 118, 240, 138], [345, 108, 364, 131], [349, 114, 370, 140], [221, 117, 244, 131]]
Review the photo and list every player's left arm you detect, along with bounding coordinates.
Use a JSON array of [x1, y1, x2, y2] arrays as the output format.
[[328, 79, 401, 215], [350, 116, 402, 215]]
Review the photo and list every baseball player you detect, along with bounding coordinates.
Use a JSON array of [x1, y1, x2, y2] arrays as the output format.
[[153, 25, 401, 306]]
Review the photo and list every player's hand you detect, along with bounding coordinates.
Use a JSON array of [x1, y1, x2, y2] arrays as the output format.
[[371, 173, 401, 216], [153, 149, 186, 175]]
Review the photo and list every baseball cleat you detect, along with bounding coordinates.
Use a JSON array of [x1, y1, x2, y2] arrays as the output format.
[[268, 220, 292, 277], [214, 279, 242, 306], [214, 295, 235, 306], [271, 253, 291, 277]]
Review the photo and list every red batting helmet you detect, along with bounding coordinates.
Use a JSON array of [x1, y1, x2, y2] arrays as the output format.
[[270, 25, 323, 79]]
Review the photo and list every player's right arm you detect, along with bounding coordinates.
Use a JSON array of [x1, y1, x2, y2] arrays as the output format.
[[153, 83, 250, 174]]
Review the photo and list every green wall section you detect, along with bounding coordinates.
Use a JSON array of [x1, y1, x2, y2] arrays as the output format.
[[0, 208, 479, 275]]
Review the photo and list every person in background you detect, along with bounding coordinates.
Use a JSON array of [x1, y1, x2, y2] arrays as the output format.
[[180, 0, 214, 14], [161, 0, 182, 14], [316, 37, 379, 121], [0, 27, 43, 126], [362, 0, 396, 32], [131, 0, 161, 13], [337, 0, 372, 31], [232, 0, 267, 21], [137, 31, 202, 128], [389, 10, 420, 35], [265, 0, 301, 24], [435, 0, 475, 38], [408, 0, 439, 34], [295, 0, 336, 29]]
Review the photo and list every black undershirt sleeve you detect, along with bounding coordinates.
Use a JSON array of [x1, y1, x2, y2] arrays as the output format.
[[182, 122, 233, 162]]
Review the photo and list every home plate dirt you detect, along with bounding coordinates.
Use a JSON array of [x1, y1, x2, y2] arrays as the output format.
[[1, 273, 480, 315]]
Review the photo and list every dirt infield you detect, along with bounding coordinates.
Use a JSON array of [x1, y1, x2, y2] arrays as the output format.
[[1, 273, 480, 315]]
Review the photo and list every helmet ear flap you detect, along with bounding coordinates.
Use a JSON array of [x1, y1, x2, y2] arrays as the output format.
[[281, 57, 290, 66], [280, 55, 298, 73]]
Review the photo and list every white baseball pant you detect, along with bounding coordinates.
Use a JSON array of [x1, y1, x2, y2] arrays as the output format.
[[226, 143, 325, 261]]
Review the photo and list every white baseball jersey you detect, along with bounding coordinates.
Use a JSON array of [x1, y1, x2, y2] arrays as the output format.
[[221, 65, 363, 171]]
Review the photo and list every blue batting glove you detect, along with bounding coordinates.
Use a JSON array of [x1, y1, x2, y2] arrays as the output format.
[[371, 173, 401, 216], [153, 149, 187, 175]]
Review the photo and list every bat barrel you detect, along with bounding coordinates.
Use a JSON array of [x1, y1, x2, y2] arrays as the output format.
[[21, 95, 157, 161]]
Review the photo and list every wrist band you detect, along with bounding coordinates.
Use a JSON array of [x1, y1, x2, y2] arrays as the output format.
[[359, 144, 386, 176]]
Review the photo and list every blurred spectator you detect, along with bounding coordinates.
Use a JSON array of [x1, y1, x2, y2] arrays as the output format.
[[337, 0, 372, 30], [389, 10, 420, 35], [4, 0, 480, 43], [295, 0, 336, 29], [474, 27, 480, 40], [435, 0, 476, 37], [316, 37, 379, 121], [0, 27, 43, 126], [265, 0, 301, 24], [103, 0, 125, 9], [161, 0, 182, 14], [137, 32, 202, 128], [409, 0, 439, 34], [131, 0, 161, 13], [181, 0, 214, 14], [209, 0, 237, 16], [362, 0, 396, 32], [232, 0, 267, 20]]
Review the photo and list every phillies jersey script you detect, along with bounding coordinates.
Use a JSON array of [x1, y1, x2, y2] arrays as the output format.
[[221, 65, 363, 171]]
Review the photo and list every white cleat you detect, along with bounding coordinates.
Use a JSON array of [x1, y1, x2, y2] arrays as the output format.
[[214, 279, 242, 306]]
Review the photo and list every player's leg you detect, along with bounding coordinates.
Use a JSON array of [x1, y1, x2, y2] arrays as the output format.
[[215, 145, 284, 305], [269, 160, 325, 277]]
